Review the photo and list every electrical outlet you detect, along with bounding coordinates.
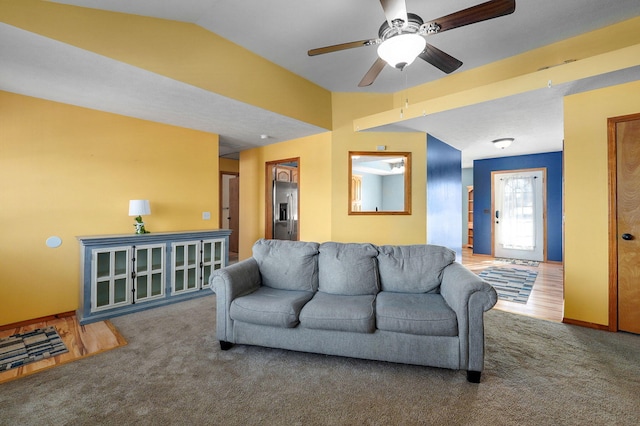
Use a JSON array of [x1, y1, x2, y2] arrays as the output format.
[[202, 211, 211, 220]]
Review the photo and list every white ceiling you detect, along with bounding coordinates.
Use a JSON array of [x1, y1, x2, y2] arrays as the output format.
[[2, 0, 640, 165]]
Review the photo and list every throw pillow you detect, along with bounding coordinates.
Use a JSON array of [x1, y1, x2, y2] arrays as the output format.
[[252, 239, 320, 291], [318, 242, 379, 295]]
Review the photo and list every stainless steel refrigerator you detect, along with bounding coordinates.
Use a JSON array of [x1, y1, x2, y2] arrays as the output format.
[[273, 181, 298, 240]]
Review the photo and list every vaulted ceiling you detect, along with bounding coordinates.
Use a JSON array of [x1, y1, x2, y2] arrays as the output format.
[[2, 0, 640, 166]]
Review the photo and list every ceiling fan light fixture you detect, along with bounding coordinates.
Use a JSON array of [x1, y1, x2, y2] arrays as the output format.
[[492, 138, 514, 149], [377, 34, 426, 70]]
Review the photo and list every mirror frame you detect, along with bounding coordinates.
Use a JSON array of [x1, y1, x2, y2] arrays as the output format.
[[348, 151, 412, 215]]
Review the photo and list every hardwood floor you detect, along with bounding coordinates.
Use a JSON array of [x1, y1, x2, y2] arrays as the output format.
[[0, 316, 126, 384], [461, 247, 564, 322]]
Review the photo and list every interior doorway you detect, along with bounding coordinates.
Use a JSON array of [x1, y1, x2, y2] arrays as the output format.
[[608, 113, 640, 334], [220, 172, 239, 254], [265, 158, 299, 241], [492, 168, 546, 262]]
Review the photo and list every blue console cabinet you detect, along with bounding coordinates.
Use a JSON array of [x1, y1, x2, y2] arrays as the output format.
[[77, 229, 231, 325]]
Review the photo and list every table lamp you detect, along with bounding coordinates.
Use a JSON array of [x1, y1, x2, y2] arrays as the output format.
[[129, 199, 151, 234]]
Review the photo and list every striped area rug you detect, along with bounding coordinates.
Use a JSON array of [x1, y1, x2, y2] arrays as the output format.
[[0, 326, 68, 371], [495, 258, 540, 267], [477, 267, 538, 304]]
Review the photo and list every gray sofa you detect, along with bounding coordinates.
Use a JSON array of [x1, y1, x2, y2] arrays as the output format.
[[210, 239, 497, 383]]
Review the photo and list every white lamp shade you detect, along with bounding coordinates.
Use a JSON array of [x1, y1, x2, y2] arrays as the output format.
[[129, 199, 151, 216], [377, 34, 426, 69]]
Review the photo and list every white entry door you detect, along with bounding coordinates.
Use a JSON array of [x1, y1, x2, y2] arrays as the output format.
[[493, 169, 545, 261]]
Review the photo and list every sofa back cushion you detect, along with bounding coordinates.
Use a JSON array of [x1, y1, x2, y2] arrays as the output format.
[[252, 239, 319, 291], [377, 244, 456, 293], [318, 242, 379, 295]]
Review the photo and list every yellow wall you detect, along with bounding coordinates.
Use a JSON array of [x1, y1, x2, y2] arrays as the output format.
[[219, 158, 239, 173], [0, 91, 220, 325], [402, 16, 640, 108], [354, 17, 640, 132], [331, 93, 427, 245], [3, 4, 640, 329], [0, 0, 332, 130], [347, 17, 640, 327], [238, 91, 428, 260], [240, 93, 426, 259], [238, 132, 333, 259], [563, 80, 640, 326]]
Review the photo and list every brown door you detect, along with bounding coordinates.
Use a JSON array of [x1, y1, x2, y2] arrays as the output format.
[[612, 115, 640, 334], [228, 176, 239, 253]]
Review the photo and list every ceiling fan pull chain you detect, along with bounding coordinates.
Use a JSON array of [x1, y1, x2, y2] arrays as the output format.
[[405, 71, 409, 108]]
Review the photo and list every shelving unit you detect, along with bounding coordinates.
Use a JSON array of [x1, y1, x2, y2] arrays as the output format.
[[78, 229, 231, 324], [467, 186, 474, 248]]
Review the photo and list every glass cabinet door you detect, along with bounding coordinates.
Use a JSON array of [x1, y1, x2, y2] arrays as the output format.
[[201, 239, 225, 289], [172, 239, 226, 293], [134, 244, 165, 303], [92, 246, 131, 312], [172, 241, 200, 294]]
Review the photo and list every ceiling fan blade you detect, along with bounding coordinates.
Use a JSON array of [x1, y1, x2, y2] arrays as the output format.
[[358, 58, 387, 87], [418, 43, 463, 74], [425, 0, 516, 33], [379, 0, 408, 27], [308, 39, 379, 56]]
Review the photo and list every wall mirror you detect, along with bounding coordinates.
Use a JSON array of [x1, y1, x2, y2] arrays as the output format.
[[349, 151, 411, 215]]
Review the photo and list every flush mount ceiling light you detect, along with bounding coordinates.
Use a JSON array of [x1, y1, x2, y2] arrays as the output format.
[[389, 159, 406, 174], [377, 33, 426, 70], [492, 138, 514, 149]]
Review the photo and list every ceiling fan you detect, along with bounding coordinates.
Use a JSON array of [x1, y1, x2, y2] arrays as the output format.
[[308, 0, 516, 87]]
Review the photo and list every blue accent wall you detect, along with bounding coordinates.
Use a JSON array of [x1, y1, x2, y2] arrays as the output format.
[[427, 135, 462, 260], [473, 152, 563, 261]]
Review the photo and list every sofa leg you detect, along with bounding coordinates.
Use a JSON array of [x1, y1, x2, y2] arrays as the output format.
[[467, 370, 482, 383], [220, 341, 233, 351]]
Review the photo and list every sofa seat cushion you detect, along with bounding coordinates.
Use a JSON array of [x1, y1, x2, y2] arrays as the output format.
[[230, 286, 314, 328], [252, 239, 320, 292], [377, 244, 456, 293], [376, 292, 458, 336], [299, 291, 376, 333], [318, 242, 379, 295]]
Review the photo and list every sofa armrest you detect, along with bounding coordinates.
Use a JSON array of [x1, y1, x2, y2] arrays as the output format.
[[209, 257, 261, 342], [440, 262, 497, 373], [440, 262, 497, 313]]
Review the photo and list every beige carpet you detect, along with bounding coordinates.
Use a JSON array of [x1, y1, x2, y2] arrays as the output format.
[[1, 295, 638, 425]]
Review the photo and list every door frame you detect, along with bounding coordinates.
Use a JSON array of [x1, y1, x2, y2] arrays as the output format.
[[219, 171, 239, 229], [218, 171, 240, 250], [491, 167, 548, 261], [219, 171, 239, 253], [265, 157, 300, 240], [607, 112, 640, 332]]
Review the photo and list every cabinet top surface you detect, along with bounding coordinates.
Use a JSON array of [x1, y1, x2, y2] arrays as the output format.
[[77, 229, 232, 245]]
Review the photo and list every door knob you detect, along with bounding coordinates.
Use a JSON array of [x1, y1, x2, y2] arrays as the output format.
[[621, 233, 634, 240]]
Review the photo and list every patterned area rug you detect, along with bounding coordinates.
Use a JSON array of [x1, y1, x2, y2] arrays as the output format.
[[495, 258, 540, 267], [478, 267, 538, 304], [0, 326, 68, 371]]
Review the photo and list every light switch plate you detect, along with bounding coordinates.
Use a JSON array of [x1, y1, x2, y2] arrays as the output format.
[[202, 211, 211, 220]]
